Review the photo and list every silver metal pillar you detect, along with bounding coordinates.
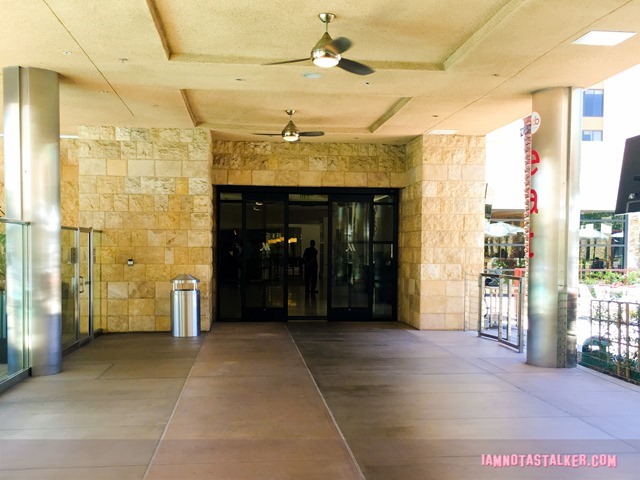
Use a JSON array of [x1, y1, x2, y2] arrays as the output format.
[[527, 87, 581, 368], [3, 66, 62, 375]]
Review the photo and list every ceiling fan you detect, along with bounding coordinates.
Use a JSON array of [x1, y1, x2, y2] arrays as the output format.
[[265, 13, 374, 76], [254, 110, 324, 142]]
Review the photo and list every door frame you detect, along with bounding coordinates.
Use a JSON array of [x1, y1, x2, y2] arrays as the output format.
[[216, 186, 398, 322], [61, 226, 97, 354]]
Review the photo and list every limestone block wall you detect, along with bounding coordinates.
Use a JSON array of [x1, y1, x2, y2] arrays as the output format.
[[398, 138, 424, 328], [399, 135, 486, 329], [61, 138, 79, 226], [211, 141, 407, 189], [3, 131, 486, 332], [0, 138, 78, 222], [77, 126, 213, 332]]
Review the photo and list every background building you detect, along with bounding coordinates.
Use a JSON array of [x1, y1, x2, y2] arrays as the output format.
[[485, 64, 640, 271]]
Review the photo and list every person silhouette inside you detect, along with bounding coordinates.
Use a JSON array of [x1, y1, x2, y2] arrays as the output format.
[[303, 239, 319, 294]]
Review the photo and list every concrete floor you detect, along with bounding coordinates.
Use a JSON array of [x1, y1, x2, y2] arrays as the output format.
[[0, 322, 639, 479]]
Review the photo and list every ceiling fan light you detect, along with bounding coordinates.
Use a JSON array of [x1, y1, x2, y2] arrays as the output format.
[[283, 132, 299, 142], [282, 119, 300, 141], [312, 50, 340, 68]]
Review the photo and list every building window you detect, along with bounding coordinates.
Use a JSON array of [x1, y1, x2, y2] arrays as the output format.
[[583, 89, 604, 117], [582, 130, 603, 141]]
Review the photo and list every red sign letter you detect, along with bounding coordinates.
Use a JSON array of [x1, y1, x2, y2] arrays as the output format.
[[531, 150, 540, 176]]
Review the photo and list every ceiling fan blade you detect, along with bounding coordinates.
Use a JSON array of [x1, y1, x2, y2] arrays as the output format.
[[264, 58, 309, 66], [299, 131, 325, 137], [325, 37, 352, 55], [253, 133, 280, 136], [337, 58, 374, 75]]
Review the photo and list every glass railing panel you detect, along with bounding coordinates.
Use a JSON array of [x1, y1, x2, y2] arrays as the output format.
[[0, 221, 7, 378], [0, 219, 30, 390]]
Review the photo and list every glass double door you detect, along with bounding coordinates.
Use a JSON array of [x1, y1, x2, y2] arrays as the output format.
[[241, 194, 331, 320], [218, 190, 396, 322], [327, 195, 396, 320], [61, 227, 101, 351]]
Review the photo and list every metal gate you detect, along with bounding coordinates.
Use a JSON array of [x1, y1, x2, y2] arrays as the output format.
[[477, 273, 526, 352]]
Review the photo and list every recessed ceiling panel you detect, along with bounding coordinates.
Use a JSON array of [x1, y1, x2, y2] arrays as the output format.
[[154, 0, 507, 65], [187, 89, 399, 131], [444, 0, 634, 74]]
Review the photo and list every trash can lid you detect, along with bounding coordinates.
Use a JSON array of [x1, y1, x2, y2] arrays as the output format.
[[171, 274, 200, 284]]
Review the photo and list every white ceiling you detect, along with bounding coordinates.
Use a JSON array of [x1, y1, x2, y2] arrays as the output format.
[[2, 0, 640, 143]]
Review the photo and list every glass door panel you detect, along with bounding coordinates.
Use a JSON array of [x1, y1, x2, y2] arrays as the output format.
[[374, 204, 395, 242], [218, 202, 243, 320], [61, 228, 78, 350], [243, 196, 286, 320], [92, 230, 104, 333], [373, 243, 395, 318], [373, 200, 396, 319], [330, 200, 371, 319], [287, 204, 328, 318], [78, 229, 91, 344]]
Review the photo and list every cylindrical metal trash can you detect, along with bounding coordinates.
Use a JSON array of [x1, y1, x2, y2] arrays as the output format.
[[170, 274, 200, 337]]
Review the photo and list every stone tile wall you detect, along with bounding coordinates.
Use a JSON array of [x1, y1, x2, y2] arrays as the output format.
[[399, 135, 486, 329], [61, 139, 79, 226], [0, 138, 78, 223], [398, 138, 425, 328], [3, 131, 486, 332], [211, 141, 407, 189], [51, 135, 409, 334], [77, 126, 213, 332]]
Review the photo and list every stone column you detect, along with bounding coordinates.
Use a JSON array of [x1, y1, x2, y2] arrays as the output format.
[[399, 134, 485, 329]]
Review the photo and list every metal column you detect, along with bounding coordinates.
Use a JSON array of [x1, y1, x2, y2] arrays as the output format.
[[527, 87, 581, 368], [3, 66, 61, 375]]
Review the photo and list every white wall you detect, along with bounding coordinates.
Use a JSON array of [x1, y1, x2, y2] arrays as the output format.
[[486, 119, 526, 211]]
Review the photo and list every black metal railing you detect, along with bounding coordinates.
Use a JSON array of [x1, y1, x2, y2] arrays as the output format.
[[580, 299, 640, 384]]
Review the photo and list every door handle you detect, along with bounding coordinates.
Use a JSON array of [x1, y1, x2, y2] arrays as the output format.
[[79, 276, 85, 294]]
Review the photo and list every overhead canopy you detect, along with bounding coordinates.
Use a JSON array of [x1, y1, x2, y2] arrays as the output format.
[[2, 1, 640, 142]]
